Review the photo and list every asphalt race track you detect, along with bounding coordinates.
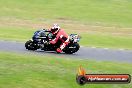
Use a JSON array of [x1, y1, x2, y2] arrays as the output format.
[[0, 40, 132, 63]]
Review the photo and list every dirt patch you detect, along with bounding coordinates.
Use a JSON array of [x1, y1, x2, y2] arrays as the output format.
[[0, 17, 132, 36]]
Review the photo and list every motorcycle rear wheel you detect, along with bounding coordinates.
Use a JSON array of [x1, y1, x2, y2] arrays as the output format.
[[63, 43, 80, 54]]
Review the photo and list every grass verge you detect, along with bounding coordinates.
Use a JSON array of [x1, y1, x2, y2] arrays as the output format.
[[0, 52, 132, 88], [0, 26, 132, 49], [0, 0, 132, 27], [0, 0, 132, 49]]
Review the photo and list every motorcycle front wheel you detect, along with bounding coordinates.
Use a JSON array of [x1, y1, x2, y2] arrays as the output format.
[[25, 40, 38, 50]]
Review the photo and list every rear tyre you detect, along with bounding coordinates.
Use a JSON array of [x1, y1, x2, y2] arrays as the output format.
[[25, 40, 38, 50], [63, 43, 80, 54]]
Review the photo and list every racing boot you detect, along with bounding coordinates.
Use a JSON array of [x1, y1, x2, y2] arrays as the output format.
[[56, 48, 62, 53]]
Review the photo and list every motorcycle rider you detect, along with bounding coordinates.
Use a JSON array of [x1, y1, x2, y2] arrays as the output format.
[[49, 24, 70, 53]]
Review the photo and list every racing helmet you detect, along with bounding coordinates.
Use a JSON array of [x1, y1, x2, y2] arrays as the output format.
[[51, 24, 60, 34]]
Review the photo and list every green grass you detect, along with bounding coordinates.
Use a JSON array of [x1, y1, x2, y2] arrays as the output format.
[[0, 52, 132, 88], [0, 1, 132, 88], [0, 26, 132, 49], [0, 0, 132, 49], [0, 0, 132, 26], [81, 33, 132, 49], [0, 26, 34, 41]]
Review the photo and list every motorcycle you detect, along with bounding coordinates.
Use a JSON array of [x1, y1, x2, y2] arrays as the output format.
[[25, 29, 81, 54]]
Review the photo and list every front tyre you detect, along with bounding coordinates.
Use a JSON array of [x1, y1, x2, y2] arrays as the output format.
[[63, 43, 80, 54], [25, 40, 38, 50]]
